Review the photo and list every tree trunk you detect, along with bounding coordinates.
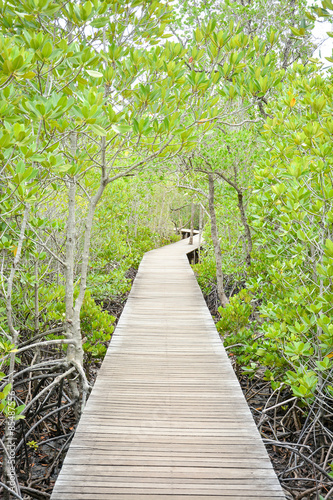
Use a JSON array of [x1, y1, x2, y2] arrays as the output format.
[[33, 258, 41, 391], [198, 204, 203, 261], [189, 200, 194, 245], [282, 0, 296, 69], [3, 204, 29, 500], [208, 174, 229, 308], [64, 172, 81, 411], [65, 135, 108, 415], [214, 170, 252, 267], [237, 191, 253, 266]]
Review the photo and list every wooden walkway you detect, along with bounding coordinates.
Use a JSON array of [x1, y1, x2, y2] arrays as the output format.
[[51, 236, 285, 499]]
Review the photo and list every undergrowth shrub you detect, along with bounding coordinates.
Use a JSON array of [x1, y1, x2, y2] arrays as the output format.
[[80, 290, 115, 365], [49, 288, 115, 367]]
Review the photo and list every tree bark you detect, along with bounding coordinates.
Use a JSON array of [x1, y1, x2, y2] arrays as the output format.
[[214, 170, 253, 267], [64, 167, 81, 409], [3, 204, 29, 500], [282, 0, 296, 69], [189, 200, 194, 245], [208, 174, 229, 308], [198, 204, 203, 262], [237, 191, 253, 266], [65, 135, 108, 414]]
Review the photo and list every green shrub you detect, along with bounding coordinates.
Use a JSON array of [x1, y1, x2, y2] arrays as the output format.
[[48, 288, 115, 365], [217, 289, 252, 335], [80, 290, 115, 364]]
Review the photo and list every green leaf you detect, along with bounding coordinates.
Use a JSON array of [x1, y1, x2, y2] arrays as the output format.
[[297, 229, 307, 242], [111, 124, 132, 134], [3, 383, 12, 396], [291, 385, 308, 397], [15, 404, 25, 415], [12, 55, 24, 70], [316, 357, 330, 371], [86, 70, 103, 78], [90, 17, 109, 28], [23, 71, 36, 79], [89, 123, 107, 136], [42, 42, 53, 59], [324, 239, 333, 258], [30, 154, 45, 162]]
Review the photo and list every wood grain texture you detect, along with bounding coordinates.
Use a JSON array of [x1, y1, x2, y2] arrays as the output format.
[[51, 236, 285, 499]]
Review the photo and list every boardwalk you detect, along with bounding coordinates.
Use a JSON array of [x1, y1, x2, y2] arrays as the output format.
[[51, 236, 285, 499]]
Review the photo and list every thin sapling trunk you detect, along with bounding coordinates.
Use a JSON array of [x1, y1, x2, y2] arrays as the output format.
[[208, 174, 229, 308]]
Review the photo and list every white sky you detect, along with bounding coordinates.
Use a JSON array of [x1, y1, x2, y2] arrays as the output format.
[[308, 1, 332, 65]]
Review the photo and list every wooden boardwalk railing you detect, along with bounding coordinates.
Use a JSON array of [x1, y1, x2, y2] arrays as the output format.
[[51, 236, 285, 499]]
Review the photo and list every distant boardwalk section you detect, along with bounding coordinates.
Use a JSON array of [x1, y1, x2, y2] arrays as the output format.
[[51, 236, 285, 499]]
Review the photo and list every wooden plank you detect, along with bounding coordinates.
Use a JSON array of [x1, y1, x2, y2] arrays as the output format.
[[61, 457, 274, 468], [53, 483, 284, 493], [55, 495, 285, 499], [51, 236, 285, 499], [54, 464, 280, 479], [55, 476, 283, 486]]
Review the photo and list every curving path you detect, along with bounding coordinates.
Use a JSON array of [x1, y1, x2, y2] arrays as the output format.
[[51, 236, 285, 499]]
